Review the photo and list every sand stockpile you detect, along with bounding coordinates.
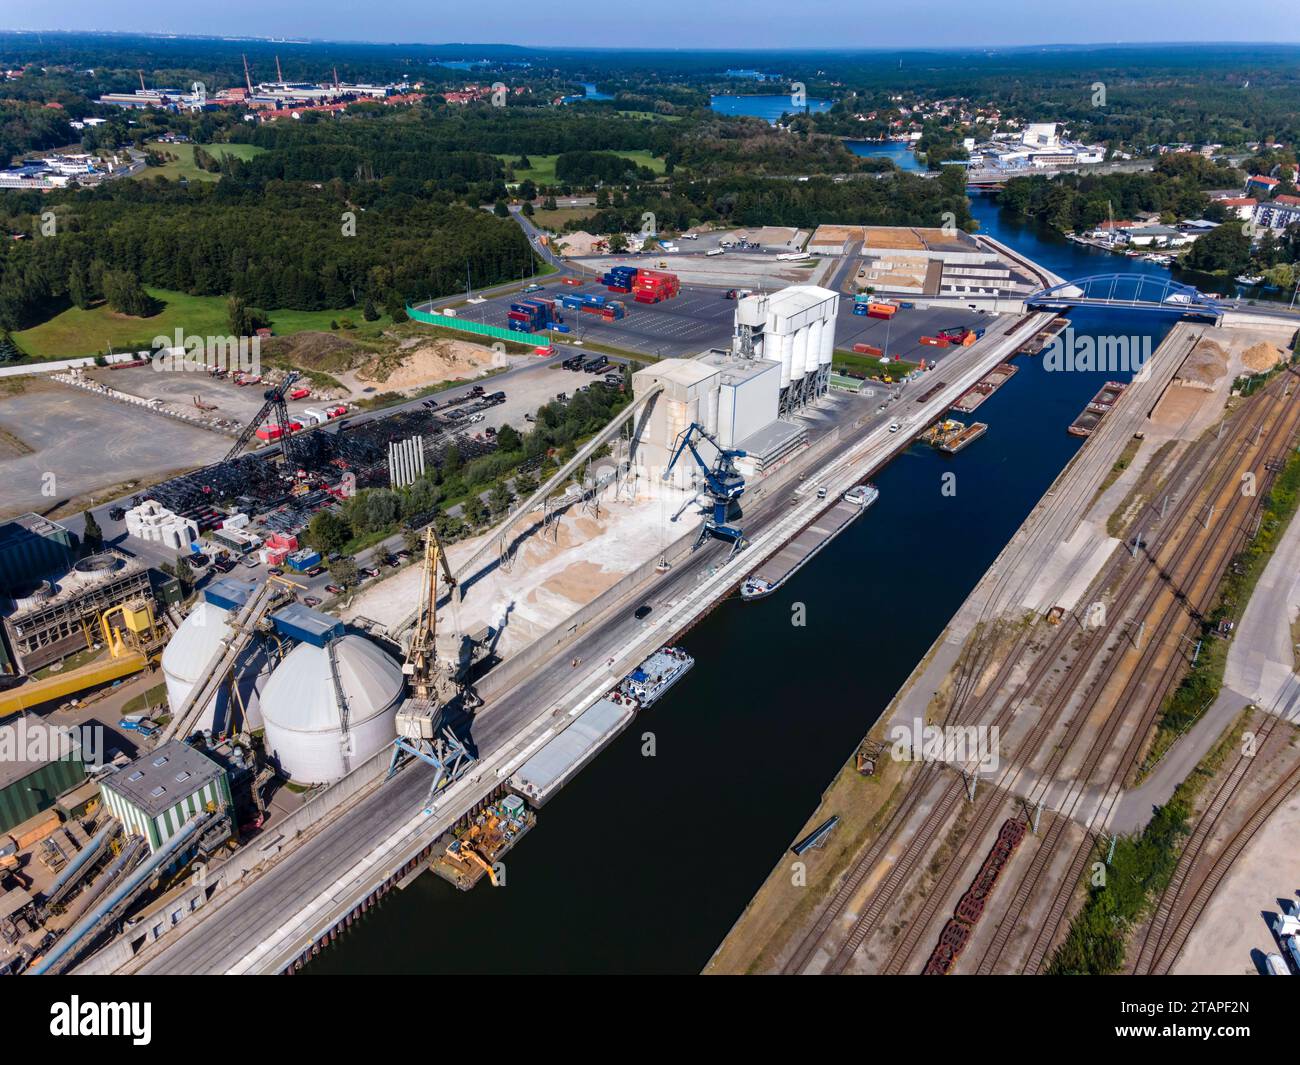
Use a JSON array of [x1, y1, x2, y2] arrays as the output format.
[[1242, 341, 1285, 374], [349, 338, 505, 393], [1175, 340, 1228, 390]]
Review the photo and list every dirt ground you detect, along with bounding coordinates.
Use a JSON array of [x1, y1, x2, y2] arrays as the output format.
[[1173, 782, 1300, 974], [337, 337, 507, 395]]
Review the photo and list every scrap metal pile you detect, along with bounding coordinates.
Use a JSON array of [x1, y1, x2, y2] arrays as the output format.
[[136, 406, 500, 532]]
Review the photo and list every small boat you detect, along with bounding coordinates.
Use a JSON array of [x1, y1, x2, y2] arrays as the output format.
[[1235, 273, 1264, 286]]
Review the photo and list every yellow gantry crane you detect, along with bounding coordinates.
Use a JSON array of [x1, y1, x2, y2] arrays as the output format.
[[403, 524, 456, 702], [390, 525, 473, 809]]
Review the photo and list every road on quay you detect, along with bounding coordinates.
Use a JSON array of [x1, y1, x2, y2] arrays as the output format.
[[119, 317, 1035, 975]]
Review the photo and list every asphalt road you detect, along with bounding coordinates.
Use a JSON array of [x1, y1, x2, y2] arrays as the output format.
[[128, 318, 1029, 974], [132, 382, 898, 973]]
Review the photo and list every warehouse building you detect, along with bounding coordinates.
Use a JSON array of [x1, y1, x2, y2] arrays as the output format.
[[0, 514, 73, 592], [98, 741, 231, 853], [0, 723, 85, 834]]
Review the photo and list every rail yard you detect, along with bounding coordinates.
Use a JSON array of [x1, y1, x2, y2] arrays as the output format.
[[711, 317, 1300, 977]]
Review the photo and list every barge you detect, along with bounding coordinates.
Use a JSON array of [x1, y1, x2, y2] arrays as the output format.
[[951, 363, 1017, 414], [1068, 380, 1128, 437], [923, 419, 988, 453], [937, 421, 988, 454], [741, 485, 879, 601], [430, 793, 537, 890], [617, 646, 695, 708]]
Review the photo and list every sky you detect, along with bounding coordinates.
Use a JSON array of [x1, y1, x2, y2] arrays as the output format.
[[6, 2, 1296, 51]]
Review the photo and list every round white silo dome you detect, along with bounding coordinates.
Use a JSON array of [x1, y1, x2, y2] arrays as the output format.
[[161, 599, 231, 723], [259, 634, 404, 784]]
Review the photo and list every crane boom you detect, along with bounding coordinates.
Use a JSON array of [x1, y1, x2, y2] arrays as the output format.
[[662, 422, 748, 551], [222, 371, 301, 465]]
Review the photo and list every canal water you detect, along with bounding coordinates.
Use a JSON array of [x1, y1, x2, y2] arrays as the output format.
[[309, 196, 1180, 975]]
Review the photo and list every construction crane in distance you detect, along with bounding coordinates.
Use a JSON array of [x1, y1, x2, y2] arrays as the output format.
[[663, 421, 749, 554], [222, 371, 301, 466]]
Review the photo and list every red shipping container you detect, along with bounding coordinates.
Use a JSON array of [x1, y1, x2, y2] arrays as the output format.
[[852, 343, 883, 356]]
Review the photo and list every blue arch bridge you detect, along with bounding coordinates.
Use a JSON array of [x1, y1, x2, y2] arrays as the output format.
[[1026, 273, 1224, 321]]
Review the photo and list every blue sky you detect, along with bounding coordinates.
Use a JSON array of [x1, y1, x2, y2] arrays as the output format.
[[5, 2, 1295, 50]]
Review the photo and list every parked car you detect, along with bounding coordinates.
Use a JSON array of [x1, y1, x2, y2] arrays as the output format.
[[303, 596, 321, 607], [268, 566, 284, 576], [306, 566, 324, 577], [325, 584, 344, 595], [634, 604, 652, 620]]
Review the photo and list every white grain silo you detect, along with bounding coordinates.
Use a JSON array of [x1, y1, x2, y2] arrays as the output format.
[[756, 285, 839, 412], [160, 579, 267, 736], [259, 632, 404, 784]]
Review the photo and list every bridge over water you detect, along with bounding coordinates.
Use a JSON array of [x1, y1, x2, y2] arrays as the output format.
[[1025, 273, 1225, 320]]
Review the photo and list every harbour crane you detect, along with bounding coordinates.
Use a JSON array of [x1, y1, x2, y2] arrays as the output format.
[[662, 422, 748, 553], [389, 524, 474, 810], [222, 371, 302, 466]]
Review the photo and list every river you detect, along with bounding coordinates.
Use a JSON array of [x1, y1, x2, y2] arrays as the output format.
[[307, 195, 1179, 975]]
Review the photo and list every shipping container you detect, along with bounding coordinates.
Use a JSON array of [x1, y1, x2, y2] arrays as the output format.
[[852, 343, 884, 356]]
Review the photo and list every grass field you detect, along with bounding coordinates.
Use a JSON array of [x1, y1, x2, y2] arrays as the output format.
[[134, 141, 266, 183], [529, 205, 598, 229], [499, 150, 665, 185], [13, 288, 385, 359]]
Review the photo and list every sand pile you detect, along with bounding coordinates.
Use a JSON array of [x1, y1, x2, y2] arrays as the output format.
[[354, 338, 503, 391], [1175, 340, 1228, 389], [1242, 341, 1284, 373]]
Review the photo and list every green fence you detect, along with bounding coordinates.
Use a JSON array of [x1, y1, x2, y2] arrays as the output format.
[[405, 305, 524, 345]]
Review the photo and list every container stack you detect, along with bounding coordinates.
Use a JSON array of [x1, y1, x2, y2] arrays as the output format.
[[601, 265, 638, 292], [506, 297, 559, 334], [632, 269, 680, 304]]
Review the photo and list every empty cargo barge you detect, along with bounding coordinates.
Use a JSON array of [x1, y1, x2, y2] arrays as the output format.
[[951, 363, 1017, 414], [740, 485, 879, 601], [1068, 380, 1128, 437]]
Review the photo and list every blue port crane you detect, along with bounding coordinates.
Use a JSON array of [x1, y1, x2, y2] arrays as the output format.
[[663, 422, 748, 552]]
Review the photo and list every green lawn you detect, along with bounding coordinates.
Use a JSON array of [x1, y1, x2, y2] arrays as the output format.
[[14, 288, 378, 359], [134, 141, 266, 183], [499, 150, 665, 185]]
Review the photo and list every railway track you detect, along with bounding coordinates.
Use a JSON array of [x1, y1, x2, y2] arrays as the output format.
[[880, 374, 1294, 975], [781, 361, 1298, 976], [991, 375, 1300, 975], [1145, 759, 1300, 974], [1132, 696, 1298, 974]]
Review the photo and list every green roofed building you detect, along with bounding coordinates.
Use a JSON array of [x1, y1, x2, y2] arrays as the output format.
[[98, 741, 230, 853]]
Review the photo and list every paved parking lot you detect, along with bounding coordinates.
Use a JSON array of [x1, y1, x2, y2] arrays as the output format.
[[449, 278, 994, 364]]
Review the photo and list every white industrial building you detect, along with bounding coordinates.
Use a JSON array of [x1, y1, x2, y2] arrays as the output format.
[[259, 631, 404, 784], [124, 500, 199, 551], [732, 285, 838, 412], [630, 284, 836, 483]]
